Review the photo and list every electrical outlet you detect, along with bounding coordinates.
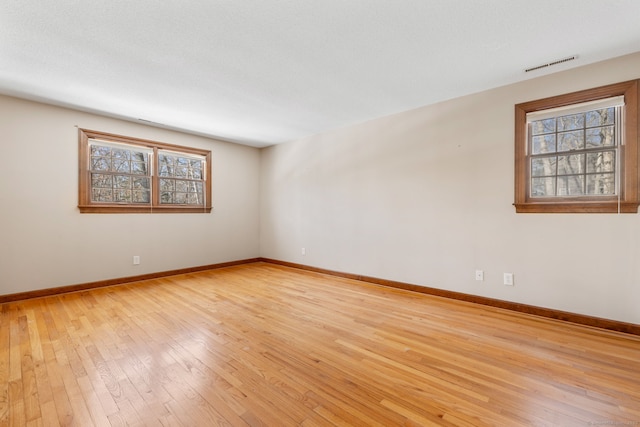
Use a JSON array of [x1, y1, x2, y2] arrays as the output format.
[[301, 247, 306, 256], [133, 256, 140, 265], [475, 270, 484, 281], [503, 273, 514, 286]]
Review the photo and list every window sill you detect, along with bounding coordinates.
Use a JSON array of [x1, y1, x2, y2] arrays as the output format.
[[78, 205, 212, 214], [514, 201, 639, 213]]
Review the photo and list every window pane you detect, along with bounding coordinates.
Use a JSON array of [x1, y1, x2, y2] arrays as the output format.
[[557, 113, 585, 131], [131, 161, 147, 175], [132, 190, 150, 203], [557, 154, 584, 175], [112, 149, 131, 160], [114, 175, 131, 188], [113, 159, 130, 172], [586, 126, 615, 148], [160, 192, 173, 204], [531, 177, 556, 197], [587, 151, 616, 173], [558, 176, 585, 196], [158, 164, 172, 177], [91, 157, 111, 171], [558, 131, 584, 152], [531, 135, 556, 154], [131, 151, 147, 162], [585, 107, 615, 128], [174, 193, 187, 204], [158, 153, 205, 179], [92, 188, 113, 202], [531, 118, 555, 135], [91, 174, 112, 188], [586, 174, 615, 195], [91, 145, 111, 156], [531, 157, 556, 177], [158, 155, 175, 177], [175, 180, 189, 192], [160, 179, 175, 191], [133, 177, 150, 189], [114, 190, 132, 202], [175, 167, 188, 178], [190, 160, 203, 179], [187, 193, 202, 204]]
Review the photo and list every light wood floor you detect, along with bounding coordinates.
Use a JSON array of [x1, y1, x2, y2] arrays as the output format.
[[2, 262, 639, 426]]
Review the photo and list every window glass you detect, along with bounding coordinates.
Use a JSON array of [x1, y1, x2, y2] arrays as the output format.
[[79, 130, 212, 213]]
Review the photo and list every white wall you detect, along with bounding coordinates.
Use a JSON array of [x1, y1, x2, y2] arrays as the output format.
[[260, 52, 640, 324], [0, 95, 260, 295]]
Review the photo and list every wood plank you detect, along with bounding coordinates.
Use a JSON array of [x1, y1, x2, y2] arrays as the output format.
[[1, 262, 639, 426], [0, 305, 10, 427]]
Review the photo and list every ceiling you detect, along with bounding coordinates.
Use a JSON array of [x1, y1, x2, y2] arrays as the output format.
[[2, 1, 640, 148]]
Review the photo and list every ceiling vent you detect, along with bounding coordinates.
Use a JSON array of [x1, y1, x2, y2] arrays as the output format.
[[525, 55, 577, 73]]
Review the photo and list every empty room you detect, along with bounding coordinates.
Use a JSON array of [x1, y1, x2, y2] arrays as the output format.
[[1, 1, 640, 426]]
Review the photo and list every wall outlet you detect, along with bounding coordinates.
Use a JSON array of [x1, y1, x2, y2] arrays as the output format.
[[301, 247, 306, 256], [133, 256, 140, 265], [475, 270, 484, 281], [503, 273, 514, 286]]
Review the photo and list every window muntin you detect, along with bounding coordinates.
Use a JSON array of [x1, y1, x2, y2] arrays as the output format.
[[527, 100, 622, 198], [79, 129, 212, 213]]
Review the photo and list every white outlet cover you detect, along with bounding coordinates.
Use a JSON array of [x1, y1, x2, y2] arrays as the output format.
[[503, 273, 514, 286]]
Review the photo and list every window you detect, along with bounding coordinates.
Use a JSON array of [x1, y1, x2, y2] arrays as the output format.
[[514, 80, 639, 213], [79, 129, 212, 213], [528, 97, 622, 198]]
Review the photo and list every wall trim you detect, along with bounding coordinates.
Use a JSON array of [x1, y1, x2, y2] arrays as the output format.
[[0, 258, 261, 304], [3, 256, 638, 336], [259, 258, 640, 336]]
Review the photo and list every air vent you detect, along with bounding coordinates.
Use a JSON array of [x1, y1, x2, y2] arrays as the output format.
[[525, 55, 577, 73]]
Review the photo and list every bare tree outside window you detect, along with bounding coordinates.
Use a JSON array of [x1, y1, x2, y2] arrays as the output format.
[[514, 79, 640, 214], [78, 129, 212, 213], [529, 106, 618, 198], [158, 152, 205, 206], [89, 143, 151, 204]]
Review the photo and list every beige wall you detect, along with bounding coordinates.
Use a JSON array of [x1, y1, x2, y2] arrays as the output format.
[[2, 53, 639, 325], [260, 52, 640, 324], [0, 95, 261, 295]]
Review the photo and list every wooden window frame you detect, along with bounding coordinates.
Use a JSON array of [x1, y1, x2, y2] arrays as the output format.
[[514, 79, 639, 213], [79, 129, 212, 213]]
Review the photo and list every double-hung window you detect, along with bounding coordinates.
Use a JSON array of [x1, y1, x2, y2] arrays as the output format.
[[79, 129, 212, 213], [528, 97, 622, 198], [514, 80, 639, 213]]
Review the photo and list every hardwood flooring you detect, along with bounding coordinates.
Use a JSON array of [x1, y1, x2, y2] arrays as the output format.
[[1, 262, 639, 426]]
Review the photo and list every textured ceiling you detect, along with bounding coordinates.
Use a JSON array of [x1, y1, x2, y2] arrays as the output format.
[[1, 1, 640, 148]]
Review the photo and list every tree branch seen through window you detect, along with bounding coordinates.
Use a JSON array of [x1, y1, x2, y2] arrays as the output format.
[[514, 80, 639, 213], [78, 129, 212, 213]]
